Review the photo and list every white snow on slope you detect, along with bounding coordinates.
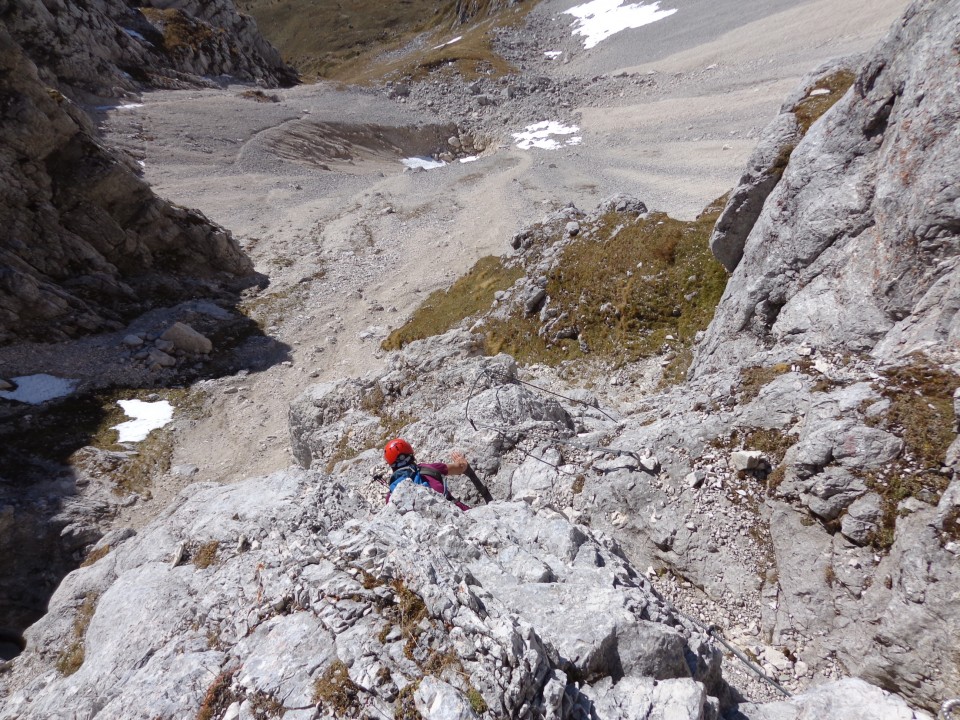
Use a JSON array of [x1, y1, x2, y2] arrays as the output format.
[[0, 374, 77, 404], [432, 35, 463, 50], [512, 121, 581, 150], [112, 399, 174, 442], [564, 0, 677, 49], [402, 156, 446, 170]]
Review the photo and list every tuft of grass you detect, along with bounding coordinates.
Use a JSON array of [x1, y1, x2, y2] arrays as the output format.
[[196, 669, 238, 720], [744, 428, 798, 466], [248, 691, 287, 718], [192, 541, 220, 570], [791, 70, 857, 135], [858, 358, 958, 549], [313, 660, 361, 716], [483, 198, 729, 375], [394, 681, 423, 720], [56, 592, 99, 676], [874, 360, 959, 468], [80, 545, 111, 568], [383, 256, 523, 351], [466, 687, 488, 714], [739, 363, 792, 403]]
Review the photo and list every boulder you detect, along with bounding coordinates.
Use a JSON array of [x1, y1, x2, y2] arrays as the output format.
[[161, 322, 213, 355], [840, 492, 883, 545]]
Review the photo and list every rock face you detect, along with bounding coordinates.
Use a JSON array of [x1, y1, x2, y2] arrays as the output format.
[[454, 0, 524, 25], [0, 469, 731, 719], [3, 0, 296, 102], [0, 466, 930, 720], [694, 0, 960, 375], [0, 21, 258, 345]]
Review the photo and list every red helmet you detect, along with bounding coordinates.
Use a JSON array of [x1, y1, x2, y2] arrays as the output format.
[[384, 438, 414, 465]]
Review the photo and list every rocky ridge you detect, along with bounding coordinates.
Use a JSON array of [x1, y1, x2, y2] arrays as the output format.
[[0, 0, 294, 346]]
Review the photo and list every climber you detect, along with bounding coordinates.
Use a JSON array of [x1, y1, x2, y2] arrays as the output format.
[[383, 438, 472, 510]]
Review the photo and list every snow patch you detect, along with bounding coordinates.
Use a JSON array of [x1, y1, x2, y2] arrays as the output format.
[[112, 400, 174, 442], [459, 155, 480, 163], [402, 156, 446, 170], [564, 0, 677, 49], [0, 374, 78, 404], [512, 121, 582, 150], [544, 50, 563, 59], [432, 35, 463, 50], [123, 28, 147, 42]]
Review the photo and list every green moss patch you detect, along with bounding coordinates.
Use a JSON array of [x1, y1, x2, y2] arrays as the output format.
[[383, 255, 523, 351], [483, 198, 729, 378]]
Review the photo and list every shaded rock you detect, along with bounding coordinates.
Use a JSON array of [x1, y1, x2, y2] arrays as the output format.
[[161, 322, 212, 355]]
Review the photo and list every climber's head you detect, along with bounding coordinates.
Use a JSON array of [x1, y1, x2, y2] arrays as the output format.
[[384, 438, 415, 468]]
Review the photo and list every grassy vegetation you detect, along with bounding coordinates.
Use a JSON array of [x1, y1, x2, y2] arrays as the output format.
[[791, 70, 857, 135], [466, 687, 488, 714], [382, 256, 523, 351], [192, 541, 221, 570], [482, 199, 729, 380], [56, 592, 99, 676], [738, 363, 792, 403], [860, 358, 959, 549], [80, 544, 111, 568], [313, 660, 361, 716], [196, 669, 237, 720], [744, 428, 798, 467], [236, 0, 528, 83], [394, 681, 423, 720]]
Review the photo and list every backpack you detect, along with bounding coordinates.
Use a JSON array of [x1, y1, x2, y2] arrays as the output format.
[[388, 464, 449, 498]]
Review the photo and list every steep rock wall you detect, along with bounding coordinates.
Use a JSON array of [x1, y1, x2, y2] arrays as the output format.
[[693, 0, 960, 375], [0, 0, 296, 101], [0, 23, 257, 345]]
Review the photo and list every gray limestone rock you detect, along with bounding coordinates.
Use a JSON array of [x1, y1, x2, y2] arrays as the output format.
[[840, 492, 883, 545], [693, 0, 960, 375], [161, 321, 213, 355], [0, 22, 256, 345], [737, 677, 931, 719]]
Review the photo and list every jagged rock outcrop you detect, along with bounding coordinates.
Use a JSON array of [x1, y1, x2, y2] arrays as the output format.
[[708, 58, 859, 272], [0, 463, 929, 719], [0, 22, 258, 344], [454, 0, 524, 25], [1, 0, 296, 102], [694, 0, 960, 374], [0, 468, 732, 719]]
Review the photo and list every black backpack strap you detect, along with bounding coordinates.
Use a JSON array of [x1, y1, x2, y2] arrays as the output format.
[[416, 465, 443, 481]]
